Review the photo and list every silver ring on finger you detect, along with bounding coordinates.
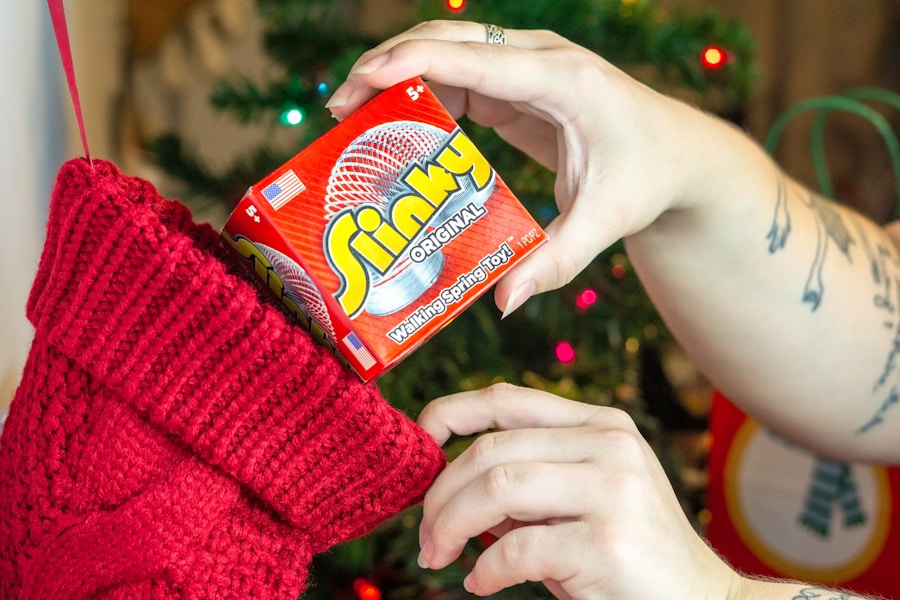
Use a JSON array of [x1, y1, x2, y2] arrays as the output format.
[[484, 23, 507, 45]]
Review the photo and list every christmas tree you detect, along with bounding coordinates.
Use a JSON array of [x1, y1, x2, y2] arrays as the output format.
[[147, 1, 757, 597]]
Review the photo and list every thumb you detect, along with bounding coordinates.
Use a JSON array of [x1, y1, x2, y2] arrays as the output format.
[[494, 201, 615, 317]]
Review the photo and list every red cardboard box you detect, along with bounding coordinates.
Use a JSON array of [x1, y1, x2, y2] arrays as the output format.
[[222, 77, 547, 381]]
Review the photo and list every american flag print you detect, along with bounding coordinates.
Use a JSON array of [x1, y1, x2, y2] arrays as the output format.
[[261, 170, 306, 210], [343, 332, 376, 371]]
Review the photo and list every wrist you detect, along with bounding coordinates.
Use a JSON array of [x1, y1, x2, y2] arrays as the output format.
[[626, 105, 779, 258], [666, 104, 777, 216]]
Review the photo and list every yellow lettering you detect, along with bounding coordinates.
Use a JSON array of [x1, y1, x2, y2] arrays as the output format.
[[307, 317, 330, 347], [325, 212, 369, 317], [373, 222, 408, 255], [403, 162, 459, 207], [222, 231, 274, 282], [322, 129, 495, 318], [222, 231, 337, 352], [390, 194, 436, 239], [350, 232, 394, 273], [358, 206, 408, 257], [438, 131, 492, 189]]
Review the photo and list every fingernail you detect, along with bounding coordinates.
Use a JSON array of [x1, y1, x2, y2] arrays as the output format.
[[353, 52, 389, 75], [501, 280, 536, 320], [463, 573, 479, 594], [417, 537, 433, 569], [324, 84, 350, 109]]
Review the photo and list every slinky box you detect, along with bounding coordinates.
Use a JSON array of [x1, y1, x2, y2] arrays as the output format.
[[222, 77, 547, 381]]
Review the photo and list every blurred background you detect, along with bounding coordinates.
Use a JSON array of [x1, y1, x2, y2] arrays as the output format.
[[2, 1, 900, 598]]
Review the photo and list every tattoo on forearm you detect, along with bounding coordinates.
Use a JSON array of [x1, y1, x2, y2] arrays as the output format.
[[873, 280, 900, 391], [858, 387, 899, 433], [864, 235, 896, 314], [767, 175, 791, 253], [793, 587, 869, 600], [768, 178, 854, 309], [807, 193, 854, 307], [768, 174, 900, 433], [860, 244, 900, 433]]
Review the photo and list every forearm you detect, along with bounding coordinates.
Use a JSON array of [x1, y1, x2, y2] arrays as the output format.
[[736, 578, 884, 600], [625, 108, 900, 463]]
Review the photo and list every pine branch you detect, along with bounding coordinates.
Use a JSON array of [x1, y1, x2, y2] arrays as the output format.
[[144, 134, 291, 209]]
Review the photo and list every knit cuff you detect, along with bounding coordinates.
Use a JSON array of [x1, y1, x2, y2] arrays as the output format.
[[29, 158, 445, 550]]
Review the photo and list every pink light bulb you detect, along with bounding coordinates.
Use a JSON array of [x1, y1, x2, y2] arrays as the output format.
[[556, 341, 576, 363], [576, 289, 598, 309]]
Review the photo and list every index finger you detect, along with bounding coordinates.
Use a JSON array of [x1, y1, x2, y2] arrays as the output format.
[[326, 22, 574, 119], [359, 20, 554, 63], [417, 383, 605, 446]]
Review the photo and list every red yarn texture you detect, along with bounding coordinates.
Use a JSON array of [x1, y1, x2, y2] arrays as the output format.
[[0, 159, 446, 599]]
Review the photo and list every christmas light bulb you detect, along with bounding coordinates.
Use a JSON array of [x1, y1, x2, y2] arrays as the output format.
[[353, 578, 382, 600], [701, 46, 727, 69], [280, 107, 306, 126], [446, 0, 465, 11], [575, 289, 598, 309], [556, 341, 576, 364]]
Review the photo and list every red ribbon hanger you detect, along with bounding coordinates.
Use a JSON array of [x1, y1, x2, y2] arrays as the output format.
[[47, 0, 92, 165]]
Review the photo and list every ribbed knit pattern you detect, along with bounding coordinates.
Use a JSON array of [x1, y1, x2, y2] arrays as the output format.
[[0, 158, 446, 599]]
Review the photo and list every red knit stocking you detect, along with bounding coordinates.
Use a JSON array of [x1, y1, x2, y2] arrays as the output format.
[[0, 158, 445, 599]]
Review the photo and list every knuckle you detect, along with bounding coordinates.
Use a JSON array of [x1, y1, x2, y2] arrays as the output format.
[[584, 410, 646, 463], [420, 393, 450, 422], [549, 249, 580, 288], [483, 464, 512, 499], [468, 432, 497, 469], [430, 508, 453, 542], [602, 426, 645, 461], [485, 381, 520, 404], [417, 399, 437, 423], [498, 529, 525, 567], [421, 487, 439, 518], [413, 19, 458, 37], [599, 406, 639, 431], [564, 47, 618, 91]]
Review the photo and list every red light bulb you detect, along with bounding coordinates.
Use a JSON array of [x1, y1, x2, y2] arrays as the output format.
[[700, 46, 727, 69], [446, 0, 465, 11], [353, 578, 382, 600]]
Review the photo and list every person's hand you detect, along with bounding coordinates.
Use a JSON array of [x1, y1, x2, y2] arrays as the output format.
[[416, 384, 739, 599], [327, 20, 715, 317]]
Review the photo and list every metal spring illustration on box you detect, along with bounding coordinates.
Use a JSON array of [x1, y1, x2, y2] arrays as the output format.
[[323, 121, 494, 316], [255, 243, 338, 343]]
